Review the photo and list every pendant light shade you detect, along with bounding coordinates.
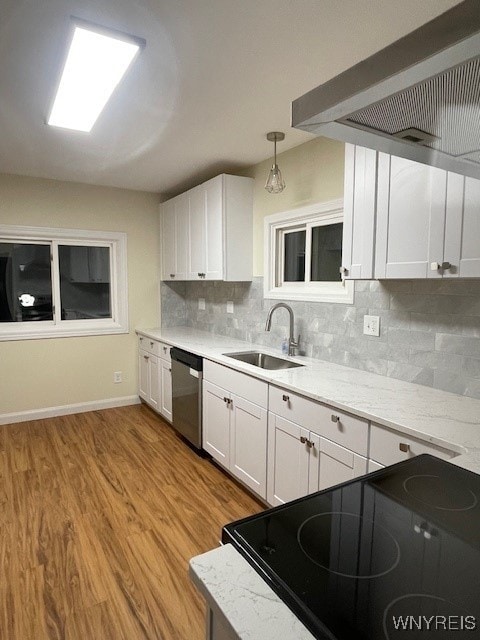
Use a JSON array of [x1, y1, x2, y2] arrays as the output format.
[[265, 131, 286, 194]]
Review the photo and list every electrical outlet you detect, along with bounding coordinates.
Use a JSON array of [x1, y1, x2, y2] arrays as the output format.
[[363, 315, 380, 337], [198, 298, 206, 311], [227, 301, 234, 314], [114, 371, 122, 383]]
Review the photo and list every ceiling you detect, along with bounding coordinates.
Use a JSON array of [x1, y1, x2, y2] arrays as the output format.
[[0, 0, 462, 197]]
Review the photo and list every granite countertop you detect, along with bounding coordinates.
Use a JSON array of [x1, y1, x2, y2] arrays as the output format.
[[137, 326, 480, 472], [189, 544, 316, 640]]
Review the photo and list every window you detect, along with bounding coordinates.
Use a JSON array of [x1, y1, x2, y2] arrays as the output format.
[[264, 199, 354, 303], [0, 225, 128, 340]]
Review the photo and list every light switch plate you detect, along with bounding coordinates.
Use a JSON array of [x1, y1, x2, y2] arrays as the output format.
[[198, 298, 206, 311], [227, 301, 234, 314], [363, 315, 380, 337]]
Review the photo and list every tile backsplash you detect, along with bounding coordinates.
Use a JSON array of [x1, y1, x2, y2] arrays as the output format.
[[161, 277, 480, 399]]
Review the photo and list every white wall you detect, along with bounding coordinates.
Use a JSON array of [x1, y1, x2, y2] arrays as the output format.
[[0, 174, 159, 417]]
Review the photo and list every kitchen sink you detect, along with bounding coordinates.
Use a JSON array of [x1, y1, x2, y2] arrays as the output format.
[[223, 351, 304, 370]]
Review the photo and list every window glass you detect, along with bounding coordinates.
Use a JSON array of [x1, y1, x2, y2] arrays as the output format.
[[311, 223, 343, 282], [283, 230, 306, 282], [0, 243, 53, 323], [58, 245, 111, 320]]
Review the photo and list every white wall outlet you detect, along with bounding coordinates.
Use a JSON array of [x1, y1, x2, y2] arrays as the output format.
[[227, 301, 234, 313], [198, 297, 206, 311], [363, 315, 380, 337], [114, 371, 122, 383]]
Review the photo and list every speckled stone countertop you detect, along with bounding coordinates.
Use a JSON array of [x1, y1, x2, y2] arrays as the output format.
[[137, 326, 480, 472], [189, 543, 316, 640]]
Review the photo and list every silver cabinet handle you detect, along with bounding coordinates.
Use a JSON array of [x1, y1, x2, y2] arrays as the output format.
[[331, 414, 340, 423], [399, 442, 410, 453], [282, 394, 289, 402]]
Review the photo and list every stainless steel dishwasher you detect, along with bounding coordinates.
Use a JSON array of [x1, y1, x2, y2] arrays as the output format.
[[170, 347, 203, 450]]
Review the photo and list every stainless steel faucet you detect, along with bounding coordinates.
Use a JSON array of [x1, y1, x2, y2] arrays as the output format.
[[265, 303, 300, 356]]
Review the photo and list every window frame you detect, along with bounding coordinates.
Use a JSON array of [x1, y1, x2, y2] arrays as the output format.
[[0, 225, 128, 340], [264, 199, 354, 303]]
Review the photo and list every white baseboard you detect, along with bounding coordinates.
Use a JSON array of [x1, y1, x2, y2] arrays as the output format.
[[0, 395, 141, 426]]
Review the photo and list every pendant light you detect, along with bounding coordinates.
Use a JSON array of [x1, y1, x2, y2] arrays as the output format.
[[265, 131, 286, 194]]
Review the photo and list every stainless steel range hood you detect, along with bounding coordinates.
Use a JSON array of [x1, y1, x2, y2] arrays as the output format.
[[292, 0, 480, 179]]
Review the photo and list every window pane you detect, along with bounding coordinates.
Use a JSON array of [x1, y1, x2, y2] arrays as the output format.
[[0, 243, 53, 322], [284, 230, 306, 282], [311, 223, 343, 282], [58, 245, 112, 320]]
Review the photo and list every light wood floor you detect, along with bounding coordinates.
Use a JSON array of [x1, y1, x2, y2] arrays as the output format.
[[0, 404, 263, 639]]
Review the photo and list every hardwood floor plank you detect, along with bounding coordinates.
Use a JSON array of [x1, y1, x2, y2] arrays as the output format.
[[0, 405, 263, 639]]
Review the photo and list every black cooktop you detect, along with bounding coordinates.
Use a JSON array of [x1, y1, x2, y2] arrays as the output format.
[[222, 455, 480, 639]]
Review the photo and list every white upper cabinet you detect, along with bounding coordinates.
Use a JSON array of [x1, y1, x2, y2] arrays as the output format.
[[375, 153, 447, 279], [342, 144, 480, 279], [444, 174, 480, 278], [341, 144, 377, 280], [161, 194, 188, 281], [160, 174, 253, 281]]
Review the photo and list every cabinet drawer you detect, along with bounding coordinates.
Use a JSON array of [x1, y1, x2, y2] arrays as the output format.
[[137, 336, 171, 361], [269, 386, 368, 456], [204, 360, 268, 408], [369, 423, 456, 467]]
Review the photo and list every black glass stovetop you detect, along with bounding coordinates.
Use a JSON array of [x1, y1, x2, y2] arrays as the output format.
[[222, 455, 480, 639]]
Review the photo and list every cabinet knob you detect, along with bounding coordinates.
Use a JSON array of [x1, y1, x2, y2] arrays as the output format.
[[143, 355, 149, 360], [331, 414, 340, 423], [170, 273, 175, 278], [339, 266, 349, 275], [300, 436, 307, 444], [399, 442, 410, 453], [282, 394, 289, 402], [430, 261, 452, 271], [223, 397, 228, 403], [306, 439, 314, 448], [168, 368, 171, 373], [139, 337, 143, 342], [150, 341, 154, 347], [163, 346, 167, 353]]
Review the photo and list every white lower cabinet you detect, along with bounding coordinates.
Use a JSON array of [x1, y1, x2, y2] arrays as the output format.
[[203, 362, 268, 499], [267, 412, 368, 506], [267, 414, 310, 506], [137, 336, 172, 422]]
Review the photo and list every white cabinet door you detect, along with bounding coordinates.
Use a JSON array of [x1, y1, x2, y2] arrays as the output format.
[[160, 359, 172, 422], [308, 435, 367, 493], [188, 185, 207, 279], [230, 395, 267, 499], [375, 154, 447, 278], [174, 193, 189, 280], [138, 348, 150, 401], [341, 144, 377, 279], [267, 413, 309, 506], [444, 173, 480, 278], [203, 380, 231, 467], [161, 199, 176, 280], [148, 355, 160, 412], [367, 459, 385, 473], [204, 176, 224, 280]]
